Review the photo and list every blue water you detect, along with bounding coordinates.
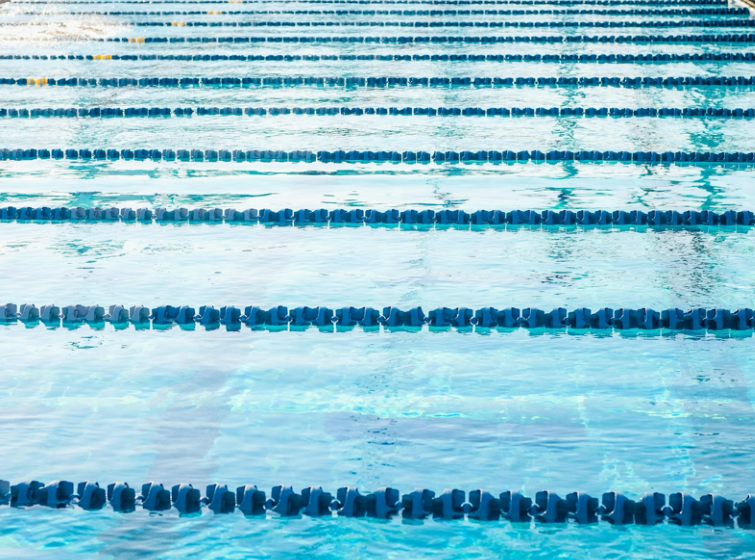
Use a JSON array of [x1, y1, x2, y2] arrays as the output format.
[[1, 0, 755, 557]]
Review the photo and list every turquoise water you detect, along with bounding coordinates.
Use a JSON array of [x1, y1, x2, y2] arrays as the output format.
[[4, 220, 755, 308], [1, 0, 755, 557]]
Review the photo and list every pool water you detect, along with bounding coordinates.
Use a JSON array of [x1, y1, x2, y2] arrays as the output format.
[[1, 0, 755, 558]]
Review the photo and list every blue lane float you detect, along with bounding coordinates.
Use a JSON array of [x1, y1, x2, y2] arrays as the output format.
[[2, 206, 755, 228], [7, 53, 755, 64], [1, 303, 755, 333], [0, 480, 753, 526], [9, 0, 736, 5], [90, 34, 755, 43], [3, 75, 754, 88], [0, 149, 753, 165], [2, 106, 752, 119], [8, 19, 755, 28], [18, 7, 749, 14]]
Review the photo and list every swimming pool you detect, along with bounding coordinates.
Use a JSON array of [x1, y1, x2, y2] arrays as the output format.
[[1, 0, 755, 558]]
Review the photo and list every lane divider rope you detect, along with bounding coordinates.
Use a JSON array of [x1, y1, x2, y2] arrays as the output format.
[[2, 303, 755, 332], [0, 481, 753, 525], [2, 75, 753, 88], [3, 207, 753, 228], [1, 149, 753, 164], [1, 106, 753, 119], [7, 53, 754, 63], [8, 0, 735, 5], [5, 33, 745, 44], [68, 34, 755, 43], [11, 7, 749, 14], [6, 19, 755, 27]]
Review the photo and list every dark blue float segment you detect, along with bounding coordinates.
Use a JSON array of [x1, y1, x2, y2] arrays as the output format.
[[16, 52, 755, 64], [3, 106, 753, 119], [8, 0, 735, 5], [12, 7, 747, 15], [4, 75, 753, 87], [75, 34, 755, 44], [2, 304, 755, 333], [1, 480, 751, 526], [9, 19, 755, 28], [3, 207, 755, 227], [1, 149, 754, 165]]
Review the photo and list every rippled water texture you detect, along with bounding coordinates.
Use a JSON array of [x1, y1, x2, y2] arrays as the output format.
[[1, 0, 755, 557]]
